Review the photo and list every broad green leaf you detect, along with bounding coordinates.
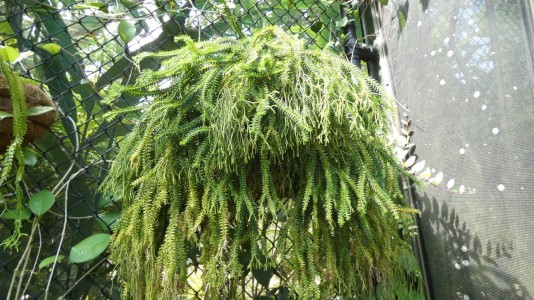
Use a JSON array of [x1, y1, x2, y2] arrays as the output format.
[[23, 148, 38, 166], [69, 233, 111, 263], [120, 0, 139, 9], [39, 43, 62, 55], [97, 211, 121, 231], [0, 46, 20, 63], [29, 190, 55, 216], [398, 10, 407, 28], [118, 20, 136, 43], [379, 0, 388, 5], [27, 106, 55, 116], [0, 111, 13, 120], [252, 266, 273, 287], [278, 287, 290, 300], [39, 255, 65, 269], [98, 194, 113, 209], [429, 172, 443, 185], [0, 21, 14, 35], [335, 17, 348, 28], [420, 168, 431, 180], [1, 208, 31, 220]]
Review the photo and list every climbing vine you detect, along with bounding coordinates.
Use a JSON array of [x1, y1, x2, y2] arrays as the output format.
[[103, 26, 422, 298]]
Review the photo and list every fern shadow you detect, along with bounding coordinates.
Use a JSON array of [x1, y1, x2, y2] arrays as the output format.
[[416, 193, 532, 299]]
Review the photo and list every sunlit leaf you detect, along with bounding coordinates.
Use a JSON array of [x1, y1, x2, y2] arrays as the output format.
[[118, 20, 136, 43], [411, 160, 425, 173], [379, 0, 388, 4], [335, 17, 348, 28], [0, 21, 14, 35], [29, 190, 55, 216], [39, 43, 62, 55], [398, 10, 407, 28], [13, 50, 34, 64], [74, 2, 109, 13], [69, 233, 111, 263], [402, 156, 416, 168], [27, 106, 55, 116], [0, 110, 13, 120], [396, 149, 409, 160], [447, 179, 455, 190], [429, 172, 443, 185], [0, 46, 19, 63], [39, 255, 65, 269], [420, 168, 431, 180]]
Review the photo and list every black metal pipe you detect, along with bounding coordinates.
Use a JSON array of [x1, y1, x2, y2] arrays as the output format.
[[340, 5, 379, 68]]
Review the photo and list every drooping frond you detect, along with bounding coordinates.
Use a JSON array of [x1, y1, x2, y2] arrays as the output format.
[[103, 26, 421, 299], [0, 55, 28, 249]]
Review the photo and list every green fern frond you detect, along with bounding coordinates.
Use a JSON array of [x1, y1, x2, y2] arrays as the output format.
[[102, 26, 422, 299]]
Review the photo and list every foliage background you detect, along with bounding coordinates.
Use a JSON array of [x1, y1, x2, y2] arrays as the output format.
[[0, 0, 381, 298]]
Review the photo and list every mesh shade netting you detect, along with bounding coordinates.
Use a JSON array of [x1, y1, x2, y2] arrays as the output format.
[[381, 0, 534, 298]]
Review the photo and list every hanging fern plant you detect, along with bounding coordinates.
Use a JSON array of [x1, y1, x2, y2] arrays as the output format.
[[103, 26, 421, 298]]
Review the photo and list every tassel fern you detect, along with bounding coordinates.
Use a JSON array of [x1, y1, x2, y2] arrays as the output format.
[[0, 55, 28, 249], [103, 26, 421, 298]]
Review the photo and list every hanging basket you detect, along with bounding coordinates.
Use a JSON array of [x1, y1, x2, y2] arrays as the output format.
[[0, 76, 56, 153]]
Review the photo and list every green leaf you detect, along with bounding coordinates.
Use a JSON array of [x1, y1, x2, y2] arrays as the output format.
[[97, 211, 121, 231], [429, 172, 443, 185], [98, 194, 113, 209], [39, 255, 65, 269], [27, 106, 55, 116], [23, 148, 38, 166], [379, 0, 388, 5], [1, 208, 32, 220], [39, 43, 62, 55], [73, 2, 109, 13], [278, 286, 290, 299], [0, 110, 13, 120], [120, 0, 139, 9], [335, 17, 348, 28], [69, 233, 111, 263], [29, 190, 55, 216], [0, 21, 14, 35], [420, 168, 431, 180], [0, 46, 20, 63], [398, 10, 407, 28], [118, 20, 137, 43], [252, 266, 273, 287]]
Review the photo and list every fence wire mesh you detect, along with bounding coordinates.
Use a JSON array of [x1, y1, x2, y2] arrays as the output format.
[[0, 1, 371, 298]]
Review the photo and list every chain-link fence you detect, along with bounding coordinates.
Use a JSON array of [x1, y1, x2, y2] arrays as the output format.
[[0, 1, 377, 298]]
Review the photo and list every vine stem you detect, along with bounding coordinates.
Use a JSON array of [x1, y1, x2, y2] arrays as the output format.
[[59, 256, 109, 298], [20, 222, 42, 298], [7, 218, 38, 300]]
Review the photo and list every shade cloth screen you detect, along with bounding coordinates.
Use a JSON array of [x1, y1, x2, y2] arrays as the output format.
[[380, 0, 534, 298]]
